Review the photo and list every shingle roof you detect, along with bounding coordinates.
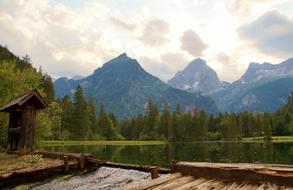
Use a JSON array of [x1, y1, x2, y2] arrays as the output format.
[[0, 89, 48, 112]]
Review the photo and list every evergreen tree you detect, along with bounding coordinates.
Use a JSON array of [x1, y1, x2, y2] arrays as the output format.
[[60, 95, 72, 140], [97, 104, 107, 138], [144, 99, 159, 139], [160, 103, 172, 140], [72, 85, 90, 140], [88, 97, 99, 139]]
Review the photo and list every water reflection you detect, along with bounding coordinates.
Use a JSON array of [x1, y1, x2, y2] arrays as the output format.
[[43, 142, 293, 168]]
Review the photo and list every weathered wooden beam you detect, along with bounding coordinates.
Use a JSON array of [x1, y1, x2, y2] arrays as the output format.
[[123, 173, 182, 190], [36, 151, 91, 160], [152, 176, 194, 190], [0, 161, 79, 188], [173, 178, 208, 190], [171, 162, 293, 187]]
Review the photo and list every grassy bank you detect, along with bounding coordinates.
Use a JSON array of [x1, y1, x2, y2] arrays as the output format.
[[40, 137, 293, 147], [242, 136, 293, 143], [40, 140, 167, 147]]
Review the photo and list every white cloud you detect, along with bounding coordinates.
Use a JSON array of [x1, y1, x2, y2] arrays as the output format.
[[139, 52, 188, 81], [0, 0, 292, 83], [216, 53, 245, 82], [110, 16, 136, 30], [180, 29, 207, 57], [140, 19, 170, 47], [238, 11, 293, 57], [226, 0, 275, 16]]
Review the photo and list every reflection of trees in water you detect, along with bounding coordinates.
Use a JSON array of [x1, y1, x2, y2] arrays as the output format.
[[168, 143, 209, 162], [46, 142, 293, 167]]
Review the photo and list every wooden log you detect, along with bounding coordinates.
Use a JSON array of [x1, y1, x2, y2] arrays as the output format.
[[123, 172, 182, 190], [0, 161, 79, 188], [36, 151, 91, 160], [86, 158, 170, 174], [151, 166, 159, 179], [63, 156, 69, 174], [171, 162, 293, 187], [80, 153, 85, 170]]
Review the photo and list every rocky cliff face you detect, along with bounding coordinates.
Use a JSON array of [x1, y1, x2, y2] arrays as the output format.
[[167, 58, 225, 93]]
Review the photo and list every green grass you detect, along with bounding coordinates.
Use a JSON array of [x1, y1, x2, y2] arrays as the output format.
[[242, 136, 293, 143], [40, 137, 293, 147], [40, 140, 167, 147]]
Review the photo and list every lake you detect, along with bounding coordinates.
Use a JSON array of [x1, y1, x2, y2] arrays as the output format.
[[41, 142, 293, 168]]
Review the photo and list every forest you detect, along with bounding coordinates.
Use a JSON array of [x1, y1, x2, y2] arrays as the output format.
[[0, 45, 292, 146]]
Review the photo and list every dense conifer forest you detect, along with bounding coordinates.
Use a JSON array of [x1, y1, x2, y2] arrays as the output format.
[[0, 46, 292, 146]]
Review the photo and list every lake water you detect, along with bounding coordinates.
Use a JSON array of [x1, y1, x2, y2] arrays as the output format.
[[42, 142, 293, 168]]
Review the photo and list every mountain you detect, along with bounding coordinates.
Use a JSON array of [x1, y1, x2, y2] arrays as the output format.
[[71, 75, 84, 80], [55, 53, 218, 118], [213, 58, 293, 112], [235, 58, 293, 85], [167, 58, 228, 93], [229, 78, 293, 112]]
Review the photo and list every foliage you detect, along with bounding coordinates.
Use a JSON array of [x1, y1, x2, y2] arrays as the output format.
[[0, 46, 59, 147], [25, 154, 43, 163]]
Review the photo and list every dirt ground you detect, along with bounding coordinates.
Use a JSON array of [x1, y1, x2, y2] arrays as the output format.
[[0, 153, 62, 175]]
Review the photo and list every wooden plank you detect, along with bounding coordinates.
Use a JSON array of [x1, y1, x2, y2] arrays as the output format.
[[212, 181, 230, 190], [152, 176, 194, 190], [238, 184, 259, 190], [188, 179, 217, 190], [123, 173, 182, 190], [218, 182, 235, 190], [171, 162, 293, 186], [173, 178, 208, 190], [225, 182, 243, 190]]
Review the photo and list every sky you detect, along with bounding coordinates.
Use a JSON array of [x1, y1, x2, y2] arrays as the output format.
[[0, 0, 293, 82]]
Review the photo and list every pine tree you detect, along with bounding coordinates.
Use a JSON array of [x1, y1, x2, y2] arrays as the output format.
[[88, 96, 98, 139], [144, 98, 159, 139], [60, 96, 73, 140], [160, 103, 172, 140], [72, 85, 90, 140], [97, 104, 108, 139]]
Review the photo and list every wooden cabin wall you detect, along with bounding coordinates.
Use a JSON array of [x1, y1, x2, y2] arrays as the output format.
[[19, 105, 36, 154]]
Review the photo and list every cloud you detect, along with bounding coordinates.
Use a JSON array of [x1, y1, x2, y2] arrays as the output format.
[[139, 52, 188, 81], [217, 53, 233, 66], [180, 29, 207, 57], [0, 0, 118, 78], [110, 16, 136, 30], [238, 11, 293, 57], [226, 0, 274, 16], [140, 19, 170, 47], [216, 53, 244, 82]]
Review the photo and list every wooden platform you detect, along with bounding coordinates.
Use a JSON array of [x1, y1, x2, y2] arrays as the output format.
[[123, 162, 293, 190]]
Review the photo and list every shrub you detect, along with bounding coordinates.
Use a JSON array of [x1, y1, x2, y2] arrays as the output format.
[[26, 154, 43, 163]]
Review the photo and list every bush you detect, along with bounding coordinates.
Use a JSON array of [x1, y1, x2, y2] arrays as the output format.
[[26, 154, 43, 163]]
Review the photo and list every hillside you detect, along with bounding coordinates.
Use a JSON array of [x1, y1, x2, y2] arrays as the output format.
[[55, 53, 218, 118]]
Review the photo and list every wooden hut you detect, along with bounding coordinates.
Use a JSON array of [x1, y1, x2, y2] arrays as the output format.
[[0, 89, 48, 154]]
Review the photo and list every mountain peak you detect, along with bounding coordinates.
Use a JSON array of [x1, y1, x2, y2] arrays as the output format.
[[167, 58, 221, 93], [117, 52, 128, 59], [93, 52, 144, 77], [190, 58, 206, 66]]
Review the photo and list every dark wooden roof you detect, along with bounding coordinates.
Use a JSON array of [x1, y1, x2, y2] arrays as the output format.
[[0, 89, 48, 112]]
